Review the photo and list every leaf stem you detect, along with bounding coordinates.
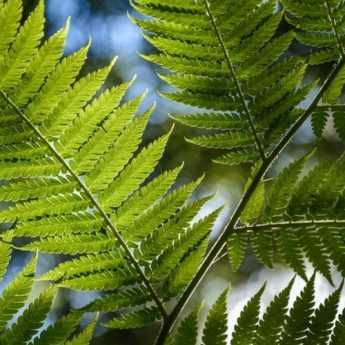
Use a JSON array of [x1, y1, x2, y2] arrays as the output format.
[[0, 91, 169, 321], [154, 56, 345, 345]]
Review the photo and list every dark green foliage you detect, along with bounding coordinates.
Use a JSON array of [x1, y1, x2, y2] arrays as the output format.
[[170, 276, 344, 345], [0, 247, 94, 345], [134, 0, 309, 165]]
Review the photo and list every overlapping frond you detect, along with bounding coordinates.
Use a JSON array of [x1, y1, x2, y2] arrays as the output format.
[[170, 276, 345, 345], [282, 1, 345, 139], [0, 252, 94, 345], [0, 0, 219, 330], [228, 151, 345, 282], [133, 0, 311, 166]]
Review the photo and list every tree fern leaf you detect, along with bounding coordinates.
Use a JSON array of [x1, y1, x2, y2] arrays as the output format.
[[159, 73, 235, 96], [123, 177, 203, 242], [13, 20, 68, 107], [333, 111, 345, 141], [59, 79, 134, 158], [331, 309, 345, 345], [0, 243, 11, 282], [239, 32, 295, 80], [85, 109, 151, 191], [276, 229, 307, 280], [255, 279, 294, 345], [150, 209, 219, 282], [323, 65, 345, 104], [27, 43, 89, 123], [31, 312, 82, 345], [319, 227, 345, 277], [0, 256, 36, 332], [171, 112, 242, 130], [0, 176, 76, 202], [44, 59, 116, 139], [114, 164, 183, 228], [138, 198, 207, 261], [65, 319, 96, 345], [250, 229, 275, 268], [0, 158, 62, 180], [237, 12, 283, 63], [0, 0, 22, 57], [58, 269, 134, 291], [241, 181, 265, 225], [280, 273, 316, 345], [101, 127, 173, 208], [299, 226, 333, 284], [266, 155, 308, 220], [0, 193, 90, 222], [40, 252, 123, 282], [227, 232, 248, 272], [309, 48, 339, 65], [85, 287, 151, 312], [164, 91, 237, 112], [141, 53, 227, 78], [132, 2, 207, 28], [174, 306, 199, 345], [0, 0, 44, 91], [231, 285, 264, 345], [304, 281, 343, 344], [186, 132, 255, 150], [5, 214, 102, 240], [312, 111, 328, 137], [202, 289, 228, 345], [22, 234, 115, 255], [105, 307, 161, 329], [0, 288, 54, 345], [165, 238, 208, 297], [0, 142, 48, 160], [213, 149, 259, 166]]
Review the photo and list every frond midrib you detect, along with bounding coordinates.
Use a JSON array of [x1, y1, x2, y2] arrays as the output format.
[[201, 0, 266, 160]]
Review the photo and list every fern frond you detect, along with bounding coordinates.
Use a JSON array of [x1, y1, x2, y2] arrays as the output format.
[[105, 307, 161, 329], [171, 275, 343, 345], [202, 290, 228, 345], [0, 0, 217, 325], [134, 0, 305, 166], [0, 256, 36, 332], [65, 319, 96, 345], [0, 253, 91, 345]]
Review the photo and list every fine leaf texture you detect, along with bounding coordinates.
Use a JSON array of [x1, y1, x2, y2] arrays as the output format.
[[134, 0, 311, 165], [0, 0, 218, 329], [171, 275, 344, 345]]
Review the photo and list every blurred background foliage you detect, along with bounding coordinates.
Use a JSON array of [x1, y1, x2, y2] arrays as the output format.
[[3, 0, 345, 344]]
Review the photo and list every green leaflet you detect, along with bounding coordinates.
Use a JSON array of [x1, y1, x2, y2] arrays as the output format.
[[202, 290, 228, 345], [172, 276, 343, 345], [105, 307, 161, 329], [232, 286, 264, 345], [0, 253, 92, 345], [0, 0, 44, 92], [0, 0, 22, 57], [0, 256, 36, 332], [0, 243, 11, 281], [65, 319, 96, 345], [31, 312, 83, 345]]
